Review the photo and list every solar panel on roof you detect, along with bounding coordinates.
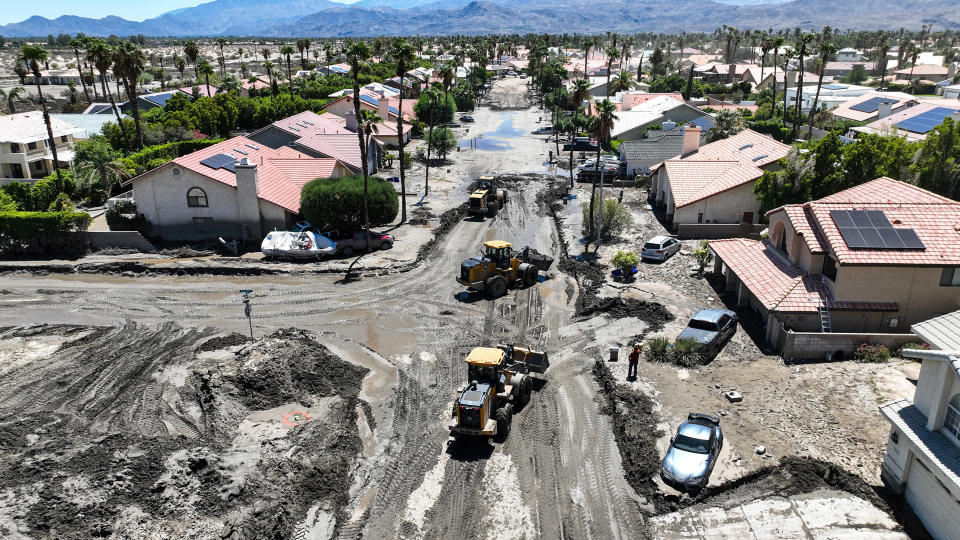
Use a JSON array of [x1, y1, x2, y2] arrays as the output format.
[[831, 210, 925, 250], [823, 84, 848, 90], [895, 107, 957, 134], [199, 153, 239, 172], [849, 97, 897, 113]]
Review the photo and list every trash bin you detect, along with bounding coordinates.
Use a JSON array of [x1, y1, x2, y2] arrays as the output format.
[[609, 346, 619, 362]]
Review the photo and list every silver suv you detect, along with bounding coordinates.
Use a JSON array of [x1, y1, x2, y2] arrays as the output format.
[[641, 236, 681, 261]]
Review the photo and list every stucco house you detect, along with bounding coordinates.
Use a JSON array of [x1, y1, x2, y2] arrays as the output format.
[[880, 311, 960, 540], [617, 128, 705, 177], [319, 94, 413, 147], [830, 91, 918, 123], [0, 112, 81, 183], [650, 128, 790, 226], [124, 136, 348, 241], [894, 64, 954, 83], [851, 103, 960, 142], [709, 178, 960, 350]]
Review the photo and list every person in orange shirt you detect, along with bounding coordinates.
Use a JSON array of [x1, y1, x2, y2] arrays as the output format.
[[627, 343, 642, 379]]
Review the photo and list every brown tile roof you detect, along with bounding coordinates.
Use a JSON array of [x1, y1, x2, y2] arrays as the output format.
[[772, 177, 960, 267], [680, 128, 791, 168], [662, 160, 763, 208], [894, 64, 949, 76]]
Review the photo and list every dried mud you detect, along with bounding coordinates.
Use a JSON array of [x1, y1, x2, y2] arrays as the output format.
[[0, 324, 366, 539]]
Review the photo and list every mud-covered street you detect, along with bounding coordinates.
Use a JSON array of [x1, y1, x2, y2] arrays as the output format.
[[0, 78, 919, 539]]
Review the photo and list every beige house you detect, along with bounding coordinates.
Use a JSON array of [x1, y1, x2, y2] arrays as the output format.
[[880, 311, 960, 540], [125, 136, 348, 241], [650, 128, 790, 227], [710, 178, 960, 350], [0, 112, 82, 183]]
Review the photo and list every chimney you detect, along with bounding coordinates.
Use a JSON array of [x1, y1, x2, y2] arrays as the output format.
[[345, 109, 358, 132], [379, 97, 390, 119], [681, 123, 701, 156], [234, 158, 262, 241], [877, 100, 893, 119], [621, 94, 633, 111]]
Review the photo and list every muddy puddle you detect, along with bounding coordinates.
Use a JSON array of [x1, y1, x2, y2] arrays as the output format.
[[460, 112, 527, 151]]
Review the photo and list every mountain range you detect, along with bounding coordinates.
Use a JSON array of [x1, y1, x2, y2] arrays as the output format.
[[0, 0, 956, 38]]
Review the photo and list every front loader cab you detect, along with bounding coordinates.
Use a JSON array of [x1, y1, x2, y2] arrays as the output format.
[[483, 240, 513, 270], [475, 175, 496, 192]]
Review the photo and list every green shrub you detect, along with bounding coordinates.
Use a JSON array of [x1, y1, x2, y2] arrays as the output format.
[[895, 342, 930, 357], [300, 175, 399, 232], [854, 343, 891, 363], [0, 191, 18, 212], [119, 139, 224, 176], [644, 337, 671, 363], [47, 193, 74, 212], [671, 338, 703, 367], [693, 240, 712, 276], [1, 182, 33, 211], [0, 210, 91, 256], [582, 196, 633, 241], [29, 178, 60, 213], [105, 203, 152, 235], [611, 250, 639, 274]]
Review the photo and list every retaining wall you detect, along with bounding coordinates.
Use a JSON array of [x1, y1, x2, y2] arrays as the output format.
[[87, 231, 155, 252], [677, 223, 766, 240]]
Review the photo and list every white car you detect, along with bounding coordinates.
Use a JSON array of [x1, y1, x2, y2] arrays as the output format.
[[641, 235, 681, 261], [577, 157, 620, 173]]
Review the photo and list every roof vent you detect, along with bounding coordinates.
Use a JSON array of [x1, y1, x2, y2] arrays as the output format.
[[752, 154, 768, 162], [739, 143, 754, 150]]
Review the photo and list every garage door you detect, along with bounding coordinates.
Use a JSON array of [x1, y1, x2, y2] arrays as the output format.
[[904, 457, 960, 540]]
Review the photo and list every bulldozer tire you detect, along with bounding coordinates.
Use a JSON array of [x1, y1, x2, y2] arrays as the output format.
[[499, 190, 507, 205], [485, 275, 507, 298], [487, 200, 500, 217], [496, 404, 513, 437], [520, 376, 532, 406], [519, 263, 538, 286]]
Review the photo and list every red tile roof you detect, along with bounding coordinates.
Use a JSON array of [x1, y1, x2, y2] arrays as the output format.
[[127, 136, 343, 213], [776, 205, 829, 255], [661, 160, 763, 208], [709, 238, 831, 313], [295, 133, 364, 170], [270, 110, 353, 137], [771, 177, 960, 266], [680, 129, 791, 168]]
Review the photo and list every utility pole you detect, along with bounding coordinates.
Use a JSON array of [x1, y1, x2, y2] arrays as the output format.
[[596, 166, 605, 254], [240, 289, 254, 339]]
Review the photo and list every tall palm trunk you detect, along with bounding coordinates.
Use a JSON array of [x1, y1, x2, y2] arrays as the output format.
[[123, 77, 144, 149], [100, 70, 129, 150], [349, 72, 370, 254], [74, 49, 92, 104], [396, 73, 408, 223], [425, 104, 435, 197], [31, 69, 63, 189], [807, 59, 827, 138]]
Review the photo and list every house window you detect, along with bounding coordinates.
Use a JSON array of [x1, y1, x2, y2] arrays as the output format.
[[27, 142, 37, 150], [10, 164, 23, 178], [60, 135, 68, 143], [822, 256, 838, 283], [10, 143, 21, 153], [193, 217, 212, 233], [941, 268, 960, 287], [944, 394, 960, 446], [186, 187, 208, 208]]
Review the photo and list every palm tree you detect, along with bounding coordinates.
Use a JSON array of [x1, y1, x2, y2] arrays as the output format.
[[582, 37, 592, 78], [876, 37, 890, 91], [358, 108, 383, 252], [20, 45, 63, 189], [3, 87, 24, 113], [183, 41, 200, 79], [792, 33, 815, 139], [807, 42, 837, 138], [604, 47, 619, 98], [345, 40, 373, 260], [13, 59, 27, 85], [88, 40, 129, 149], [907, 45, 920, 94], [174, 55, 187, 82], [296, 39, 310, 69], [197, 59, 215, 98], [115, 42, 146, 149], [571, 78, 590, 110], [263, 60, 275, 91], [439, 61, 455, 102], [261, 47, 271, 70], [587, 99, 618, 250], [280, 45, 296, 98], [216, 38, 227, 77], [770, 36, 784, 108], [70, 38, 92, 104], [74, 139, 130, 194], [388, 38, 416, 224], [219, 73, 241, 94], [759, 38, 771, 90], [612, 71, 634, 94]]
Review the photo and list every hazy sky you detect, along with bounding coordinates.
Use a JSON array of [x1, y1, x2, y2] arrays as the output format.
[[0, 0, 360, 25]]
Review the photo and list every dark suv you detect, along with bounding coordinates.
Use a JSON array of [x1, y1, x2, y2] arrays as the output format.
[[676, 308, 737, 358]]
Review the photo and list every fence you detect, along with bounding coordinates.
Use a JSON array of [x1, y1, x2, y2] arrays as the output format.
[[778, 327, 916, 361]]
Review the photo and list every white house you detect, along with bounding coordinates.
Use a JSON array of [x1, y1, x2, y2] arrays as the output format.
[[836, 48, 865, 62], [124, 136, 348, 241], [0, 112, 82, 184], [880, 310, 960, 540]]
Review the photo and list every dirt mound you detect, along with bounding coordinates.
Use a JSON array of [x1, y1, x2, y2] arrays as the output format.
[[197, 332, 250, 352], [578, 297, 674, 333], [415, 203, 468, 264], [591, 360, 665, 511], [408, 206, 436, 226], [0, 324, 367, 539]]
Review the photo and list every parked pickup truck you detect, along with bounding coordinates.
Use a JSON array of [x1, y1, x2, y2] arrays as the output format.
[[328, 230, 395, 256]]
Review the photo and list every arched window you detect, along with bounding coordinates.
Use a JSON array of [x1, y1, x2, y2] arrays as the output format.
[[187, 187, 208, 208], [944, 394, 960, 444]]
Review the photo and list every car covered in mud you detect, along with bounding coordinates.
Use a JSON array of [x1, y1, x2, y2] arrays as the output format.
[[661, 413, 723, 492], [677, 308, 737, 358]]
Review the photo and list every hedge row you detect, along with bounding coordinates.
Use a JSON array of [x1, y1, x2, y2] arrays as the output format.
[[0, 211, 92, 257]]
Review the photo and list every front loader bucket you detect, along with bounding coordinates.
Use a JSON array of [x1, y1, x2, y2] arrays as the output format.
[[518, 246, 554, 271]]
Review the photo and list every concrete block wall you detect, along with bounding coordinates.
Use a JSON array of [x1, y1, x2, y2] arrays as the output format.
[[677, 223, 766, 240], [780, 328, 917, 360]]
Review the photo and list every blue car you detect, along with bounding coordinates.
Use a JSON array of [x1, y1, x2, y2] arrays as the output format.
[[660, 413, 723, 492]]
